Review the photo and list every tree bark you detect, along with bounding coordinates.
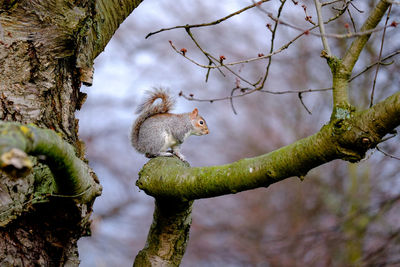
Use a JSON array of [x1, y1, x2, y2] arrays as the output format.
[[134, 200, 193, 267], [0, 0, 141, 265]]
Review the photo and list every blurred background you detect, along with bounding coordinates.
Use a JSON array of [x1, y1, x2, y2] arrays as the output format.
[[77, 0, 400, 266]]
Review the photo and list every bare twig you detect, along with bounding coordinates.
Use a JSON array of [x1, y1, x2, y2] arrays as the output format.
[[314, 0, 332, 55], [256, 0, 287, 90], [164, 0, 347, 79], [298, 92, 312, 114], [349, 1, 364, 14], [349, 49, 399, 82], [342, 0, 391, 72], [376, 146, 400, 160], [180, 48, 399, 104], [347, 7, 357, 32], [184, 29, 225, 78], [184, 29, 255, 86], [180, 87, 332, 103], [380, 133, 397, 142], [145, 0, 271, 39], [321, 0, 342, 6], [230, 88, 240, 115], [265, 10, 396, 39], [370, 5, 392, 107], [168, 31, 305, 70]]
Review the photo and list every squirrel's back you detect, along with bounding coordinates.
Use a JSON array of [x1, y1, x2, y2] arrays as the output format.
[[131, 88, 175, 150]]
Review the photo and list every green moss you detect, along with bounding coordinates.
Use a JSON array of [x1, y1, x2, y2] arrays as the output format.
[[32, 163, 56, 203], [0, 122, 101, 203], [327, 56, 341, 74]]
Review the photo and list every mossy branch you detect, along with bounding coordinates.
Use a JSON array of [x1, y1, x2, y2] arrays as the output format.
[[137, 92, 400, 201], [327, 0, 391, 111], [134, 200, 193, 266], [0, 122, 102, 204], [133, 91, 400, 266]]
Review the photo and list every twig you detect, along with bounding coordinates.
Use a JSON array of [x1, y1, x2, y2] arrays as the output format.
[[380, 133, 397, 142], [349, 1, 364, 14], [321, 0, 342, 6], [377, 146, 400, 160], [349, 49, 399, 82], [314, 0, 332, 55], [180, 48, 399, 104], [168, 32, 305, 70], [298, 92, 312, 114], [265, 9, 396, 39], [185, 29, 257, 86], [256, 0, 287, 90], [342, 0, 391, 72], [230, 88, 240, 115], [184, 29, 225, 77], [347, 6, 357, 32], [180, 87, 332, 103], [370, 5, 391, 107], [145, 0, 271, 39], [165, 0, 347, 74]]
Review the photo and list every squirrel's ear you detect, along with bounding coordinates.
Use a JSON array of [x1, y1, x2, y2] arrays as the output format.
[[190, 108, 198, 119]]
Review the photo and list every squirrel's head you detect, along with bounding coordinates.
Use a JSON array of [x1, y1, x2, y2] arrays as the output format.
[[190, 108, 209, 135]]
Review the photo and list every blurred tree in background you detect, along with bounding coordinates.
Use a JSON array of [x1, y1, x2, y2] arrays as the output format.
[[2, 0, 395, 266], [77, 0, 400, 266]]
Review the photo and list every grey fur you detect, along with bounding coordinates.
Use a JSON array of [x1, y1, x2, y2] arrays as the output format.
[[131, 88, 209, 161]]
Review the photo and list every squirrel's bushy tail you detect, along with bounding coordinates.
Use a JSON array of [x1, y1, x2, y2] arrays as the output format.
[[131, 88, 175, 150]]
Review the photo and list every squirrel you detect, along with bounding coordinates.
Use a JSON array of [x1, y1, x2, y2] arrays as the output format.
[[131, 88, 209, 161]]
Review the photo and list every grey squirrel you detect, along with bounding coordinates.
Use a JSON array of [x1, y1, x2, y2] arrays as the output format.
[[131, 88, 209, 161]]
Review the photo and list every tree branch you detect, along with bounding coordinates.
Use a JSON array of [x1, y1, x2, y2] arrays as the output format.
[[134, 200, 193, 266], [0, 122, 102, 204], [314, 0, 332, 55], [137, 92, 400, 200], [370, 5, 392, 107], [342, 0, 391, 71], [145, 0, 271, 39], [327, 0, 391, 114]]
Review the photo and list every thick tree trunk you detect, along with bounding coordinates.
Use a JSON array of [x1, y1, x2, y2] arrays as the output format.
[[0, 1, 91, 265], [0, 5, 88, 266], [0, 0, 141, 264]]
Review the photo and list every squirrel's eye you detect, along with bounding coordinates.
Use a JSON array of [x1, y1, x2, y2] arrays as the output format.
[[199, 120, 204, 125]]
